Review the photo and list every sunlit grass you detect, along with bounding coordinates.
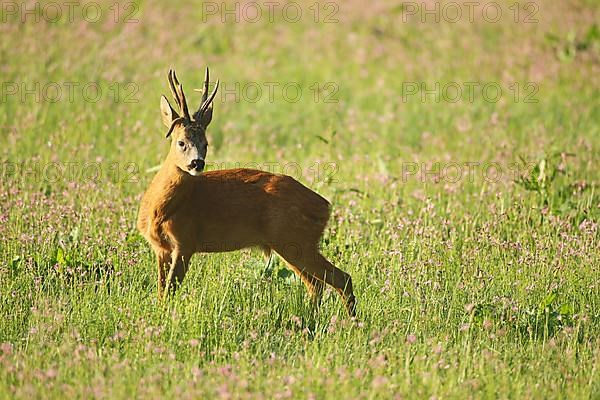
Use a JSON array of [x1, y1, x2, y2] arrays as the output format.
[[1, 0, 599, 398]]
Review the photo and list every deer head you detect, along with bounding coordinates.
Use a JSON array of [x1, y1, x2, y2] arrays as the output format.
[[160, 68, 219, 176]]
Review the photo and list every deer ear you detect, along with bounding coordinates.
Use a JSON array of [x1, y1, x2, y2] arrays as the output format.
[[194, 76, 219, 128], [199, 104, 213, 128], [160, 95, 179, 128]]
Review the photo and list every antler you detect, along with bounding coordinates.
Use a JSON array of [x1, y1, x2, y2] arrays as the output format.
[[167, 69, 191, 121], [201, 67, 210, 104], [165, 67, 218, 137], [194, 67, 219, 122]]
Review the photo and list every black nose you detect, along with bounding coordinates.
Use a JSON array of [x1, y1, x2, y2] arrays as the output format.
[[189, 159, 205, 171]]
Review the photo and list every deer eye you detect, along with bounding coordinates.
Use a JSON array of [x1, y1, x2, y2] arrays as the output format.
[[177, 141, 185, 147]]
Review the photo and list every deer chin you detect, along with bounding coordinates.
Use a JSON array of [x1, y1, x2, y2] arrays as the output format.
[[188, 169, 203, 176]]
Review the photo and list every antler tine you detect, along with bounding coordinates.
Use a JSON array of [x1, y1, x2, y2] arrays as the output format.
[[171, 69, 180, 86], [176, 82, 191, 121], [201, 67, 210, 103], [167, 70, 181, 109], [199, 79, 219, 115], [168, 70, 190, 121]]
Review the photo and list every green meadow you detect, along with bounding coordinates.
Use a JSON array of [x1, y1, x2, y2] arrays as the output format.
[[0, 0, 599, 398]]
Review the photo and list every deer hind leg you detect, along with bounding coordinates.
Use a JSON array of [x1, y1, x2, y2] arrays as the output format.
[[274, 244, 356, 316], [262, 246, 323, 306], [284, 260, 325, 308], [165, 250, 192, 295]]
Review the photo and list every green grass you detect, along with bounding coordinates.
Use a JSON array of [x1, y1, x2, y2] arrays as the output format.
[[1, 0, 599, 398]]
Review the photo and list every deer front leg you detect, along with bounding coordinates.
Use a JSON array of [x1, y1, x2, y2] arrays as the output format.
[[164, 250, 192, 296], [155, 248, 171, 299]]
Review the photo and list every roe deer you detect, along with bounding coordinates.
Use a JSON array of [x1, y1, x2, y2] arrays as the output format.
[[137, 68, 356, 316]]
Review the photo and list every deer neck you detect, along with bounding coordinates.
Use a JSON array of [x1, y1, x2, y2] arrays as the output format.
[[151, 156, 194, 220]]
